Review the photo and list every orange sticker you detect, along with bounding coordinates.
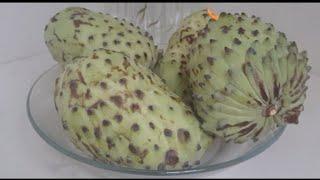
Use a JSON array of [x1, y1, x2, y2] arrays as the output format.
[[207, 9, 219, 21]]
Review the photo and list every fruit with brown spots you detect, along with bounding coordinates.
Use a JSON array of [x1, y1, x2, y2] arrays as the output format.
[[54, 49, 212, 170], [44, 7, 158, 68], [188, 12, 311, 143], [153, 9, 213, 104]]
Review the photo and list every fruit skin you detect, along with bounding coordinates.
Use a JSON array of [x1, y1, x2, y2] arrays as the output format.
[[44, 7, 158, 68], [188, 12, 311, 143], [153, 9, 213, 103], [54, 49, 212, 170]]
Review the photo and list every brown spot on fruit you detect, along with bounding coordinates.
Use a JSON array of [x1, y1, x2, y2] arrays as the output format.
[[86, 108, 94, 115], [100, 101, 106, 107], [94, 127, 101, 139], [221, 25, 230, 33], [85, 89, 92, 99], [134, 89, 144, 99], [239, 123, 257, 137], [88, 35, 94, 41], [126, 42, 131, 47], [196, 144, 201, 151], [177, 129, 191, 143], [164, 129, 172, 137], [69, 80, 79, 98], [238, 27, 245, 34], [122, 57, 130, 69], [100, 82, 107, 89], [210, 39, 217, 44], [106, 137, 115, 149], [149, 122, 155, 129], [113, 39, 120, 45], [251, 30, 259, 36], [119, 78, 127, 85], [131, 123, 140, 132], [184, 35, 195, 44], [165, 149, 179, 165], [135, 54, 141, 59], [128, 144, 138, 154], [237, 16, 243, 22], [71, 106, 78, 112], [224, 47, 232, 55], [204, 74, 211, 80], [283, 105, 302, 124], [258, 81, 269, 102], [217, 121, 250, 131], [130, 103, 140, 112], [104, 58, 111, 64], [233, 38, 242, 45], [154, 144, 159, 151], [110, 96, 123, 108], [182, 161, 190, 169], [207, 56, 215, 65], [102, 119, 110, 126], [82, 126, 89, 133], [77, 71, 86, 85], [50, 16, 57, 23], [113, 114, 123, 123], [61, 119, 68, 130]]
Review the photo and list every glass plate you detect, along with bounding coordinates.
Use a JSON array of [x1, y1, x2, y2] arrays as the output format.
[[27, 64, 286, 176]]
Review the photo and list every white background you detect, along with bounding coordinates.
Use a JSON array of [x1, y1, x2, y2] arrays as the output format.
[[0, 3, 319, 178]]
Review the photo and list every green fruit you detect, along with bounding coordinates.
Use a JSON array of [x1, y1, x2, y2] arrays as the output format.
[[188, 12, 311, 143], [44, 7, 157, 68], [54, 49, 212, 170], [154, 9, 212, 103]]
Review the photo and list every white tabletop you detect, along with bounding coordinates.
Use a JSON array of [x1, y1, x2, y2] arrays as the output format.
[[1, 3, 320, 178]]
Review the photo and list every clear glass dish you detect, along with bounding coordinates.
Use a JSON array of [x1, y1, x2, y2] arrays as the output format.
[[27, 64, 286, 176]]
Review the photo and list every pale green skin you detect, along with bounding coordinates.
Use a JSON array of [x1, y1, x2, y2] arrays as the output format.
[[189, 12, 311, 143], [44, 7, 158, 68], [154, 9, 211, 102], [54, 49, 212, 170]]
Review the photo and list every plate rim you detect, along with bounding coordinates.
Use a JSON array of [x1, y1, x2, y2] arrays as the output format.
[[26, 64, 286, 176]]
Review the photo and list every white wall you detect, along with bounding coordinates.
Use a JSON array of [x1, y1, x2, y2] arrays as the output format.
[[0, 3, 319, 75]]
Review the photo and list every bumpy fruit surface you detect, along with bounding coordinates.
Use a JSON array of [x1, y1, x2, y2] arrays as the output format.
[[154, 9, 212, 102], [188, 12, 311, 143], [44, 7, 157, 68], [54, 49, 212, 170]]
